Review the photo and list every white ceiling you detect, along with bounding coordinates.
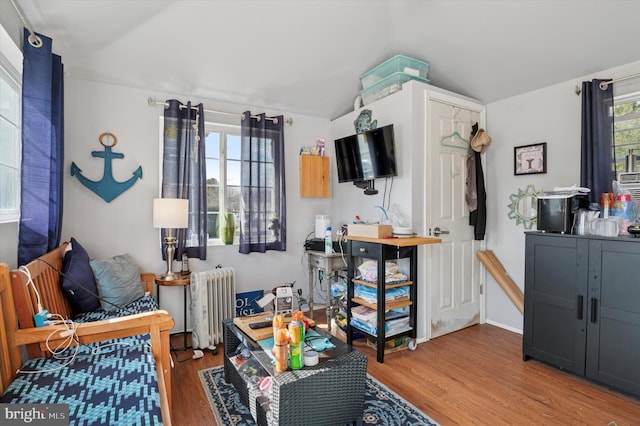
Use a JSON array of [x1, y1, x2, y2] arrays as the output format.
[[14, 0, 640, 119]]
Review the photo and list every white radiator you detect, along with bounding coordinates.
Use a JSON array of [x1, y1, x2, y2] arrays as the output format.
[[190, 268, 236, 349]]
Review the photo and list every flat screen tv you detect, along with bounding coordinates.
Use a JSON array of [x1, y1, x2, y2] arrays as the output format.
[[334, 124, 397, 183]]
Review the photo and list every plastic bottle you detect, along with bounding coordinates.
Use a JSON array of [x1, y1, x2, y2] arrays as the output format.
[[288, 311, 305, 369], [271, 314, 285, 357], [325, 226, 332, 254], [274, 328, 290, 372]]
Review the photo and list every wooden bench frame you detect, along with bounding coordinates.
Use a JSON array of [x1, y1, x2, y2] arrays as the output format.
[[1, 245, 174, 425]]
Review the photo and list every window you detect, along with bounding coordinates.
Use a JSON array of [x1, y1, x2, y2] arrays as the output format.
[[613, 93, 640, 174], [238, 112, 286, 253], [241, 135, 279, 244], [0, 29, 22, 224], [205, 123, 241, 244]]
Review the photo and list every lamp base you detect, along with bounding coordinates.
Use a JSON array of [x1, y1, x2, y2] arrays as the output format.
[[156, 272, 181, 281], [160, 233, 179, 282]]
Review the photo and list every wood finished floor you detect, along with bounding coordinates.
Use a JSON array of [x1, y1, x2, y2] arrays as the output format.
[[169, 317, 640, 425]]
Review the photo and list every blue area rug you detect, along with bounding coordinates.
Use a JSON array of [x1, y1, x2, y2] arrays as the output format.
[[199, 365, 438, 425]]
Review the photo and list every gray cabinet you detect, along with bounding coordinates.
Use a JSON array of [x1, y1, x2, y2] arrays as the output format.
[[523, 234, 588, 374], [524, 232, 640, 396]]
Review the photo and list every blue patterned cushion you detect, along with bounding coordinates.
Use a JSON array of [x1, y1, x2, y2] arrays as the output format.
[[0, 339, 163, 425], [74, 294, 158, 322], [71, 295, 159, 352], [61, 238, 100, 314], [90, 254, 145, 311], [0, 294, 165, 424]]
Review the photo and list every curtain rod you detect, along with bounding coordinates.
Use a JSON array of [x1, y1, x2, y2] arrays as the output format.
[[147, 97, 293, 126], [598, 73, 640, 90], [574, 72, 640, 95], [10, 0, 43, 48]]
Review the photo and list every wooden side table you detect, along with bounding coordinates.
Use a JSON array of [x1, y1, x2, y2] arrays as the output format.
[[155, 273, 191, 351]]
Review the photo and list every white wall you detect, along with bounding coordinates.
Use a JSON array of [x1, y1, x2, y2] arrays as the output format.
[[484, 59, 640, 332], [329, 88, 416, 229], [0, 223, 18, 268], [61, 79, 331, 332]]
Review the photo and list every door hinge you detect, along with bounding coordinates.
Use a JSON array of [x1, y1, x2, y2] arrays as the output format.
[[480, 283, 483, 295]]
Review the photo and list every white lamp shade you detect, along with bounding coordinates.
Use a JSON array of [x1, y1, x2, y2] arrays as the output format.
[[153, 198, 189, 229]]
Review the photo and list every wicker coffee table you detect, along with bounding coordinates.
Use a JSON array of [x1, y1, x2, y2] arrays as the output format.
[[223, 318, 367, 426]]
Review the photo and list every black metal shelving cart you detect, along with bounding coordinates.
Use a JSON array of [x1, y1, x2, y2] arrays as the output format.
[[346, 235, 441, 363]]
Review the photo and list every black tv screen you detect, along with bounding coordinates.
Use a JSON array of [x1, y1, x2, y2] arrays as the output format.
[[334, 124, 397, 183]]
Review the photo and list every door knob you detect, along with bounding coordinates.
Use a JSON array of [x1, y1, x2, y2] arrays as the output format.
[[433, 227, 449, 237]]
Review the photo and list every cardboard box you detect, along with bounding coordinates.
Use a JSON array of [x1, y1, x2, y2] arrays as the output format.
[[366, 337, 410, 354], [348, 224, 393, 238]]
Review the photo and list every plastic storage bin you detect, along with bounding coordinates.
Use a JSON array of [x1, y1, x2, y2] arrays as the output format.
[[360, 72, 430, 105], [360, 55, 430, 90]]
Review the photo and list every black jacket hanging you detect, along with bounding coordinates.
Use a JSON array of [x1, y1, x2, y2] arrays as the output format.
[[468, 124, 486, 240]]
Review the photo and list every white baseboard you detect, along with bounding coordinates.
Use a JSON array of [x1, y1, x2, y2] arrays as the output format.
[[485, 319, 523, 335], [417, 320, 523, 344]]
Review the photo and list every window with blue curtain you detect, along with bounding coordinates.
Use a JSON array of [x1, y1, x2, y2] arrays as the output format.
[[18, 29, 64, 265], [580, 79, 614, 204], [162, 100, 207, 260], [239, 111, 286, 253]]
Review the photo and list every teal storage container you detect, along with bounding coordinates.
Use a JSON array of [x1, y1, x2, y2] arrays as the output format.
[[360, 55, 430, 90], [360, 72, 430, 105]]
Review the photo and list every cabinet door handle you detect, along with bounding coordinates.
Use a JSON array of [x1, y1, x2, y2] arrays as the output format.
[[359, 247, 368, 253], [577, 295, 583, 320], [590, 298, 598, 323]]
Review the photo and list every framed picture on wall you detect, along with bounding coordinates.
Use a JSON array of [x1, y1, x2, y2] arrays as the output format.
[[514, 142, 547, 175]]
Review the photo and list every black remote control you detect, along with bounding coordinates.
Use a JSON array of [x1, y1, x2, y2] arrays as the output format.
[[248, 321, 272, 329]]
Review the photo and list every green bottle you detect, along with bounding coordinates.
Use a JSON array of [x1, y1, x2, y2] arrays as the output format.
[[221, 213, 235, 245], [288, 311, 305, 369]]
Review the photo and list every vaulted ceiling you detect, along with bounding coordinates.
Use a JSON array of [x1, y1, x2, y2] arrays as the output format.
[[11, 0, 640, 119]]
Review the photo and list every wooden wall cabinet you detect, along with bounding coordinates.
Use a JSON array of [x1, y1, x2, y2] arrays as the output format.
[[523, 232, 640, 397], [299, 155, 329, 198]]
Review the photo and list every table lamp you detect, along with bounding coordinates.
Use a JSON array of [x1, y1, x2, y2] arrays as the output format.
[[153, 198, 189, 281]]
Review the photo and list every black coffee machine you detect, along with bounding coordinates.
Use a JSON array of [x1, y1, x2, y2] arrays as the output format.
[[537, 191, 590, 233]]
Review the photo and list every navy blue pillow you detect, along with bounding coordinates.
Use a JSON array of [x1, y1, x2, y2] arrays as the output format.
[[61, 238, 100, 315]]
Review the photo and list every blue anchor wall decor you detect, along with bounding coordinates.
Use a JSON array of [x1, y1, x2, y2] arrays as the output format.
[[71, 132, 142, 202]]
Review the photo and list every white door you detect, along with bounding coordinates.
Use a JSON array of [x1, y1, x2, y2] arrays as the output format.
[[427, 99, 483, 338]]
